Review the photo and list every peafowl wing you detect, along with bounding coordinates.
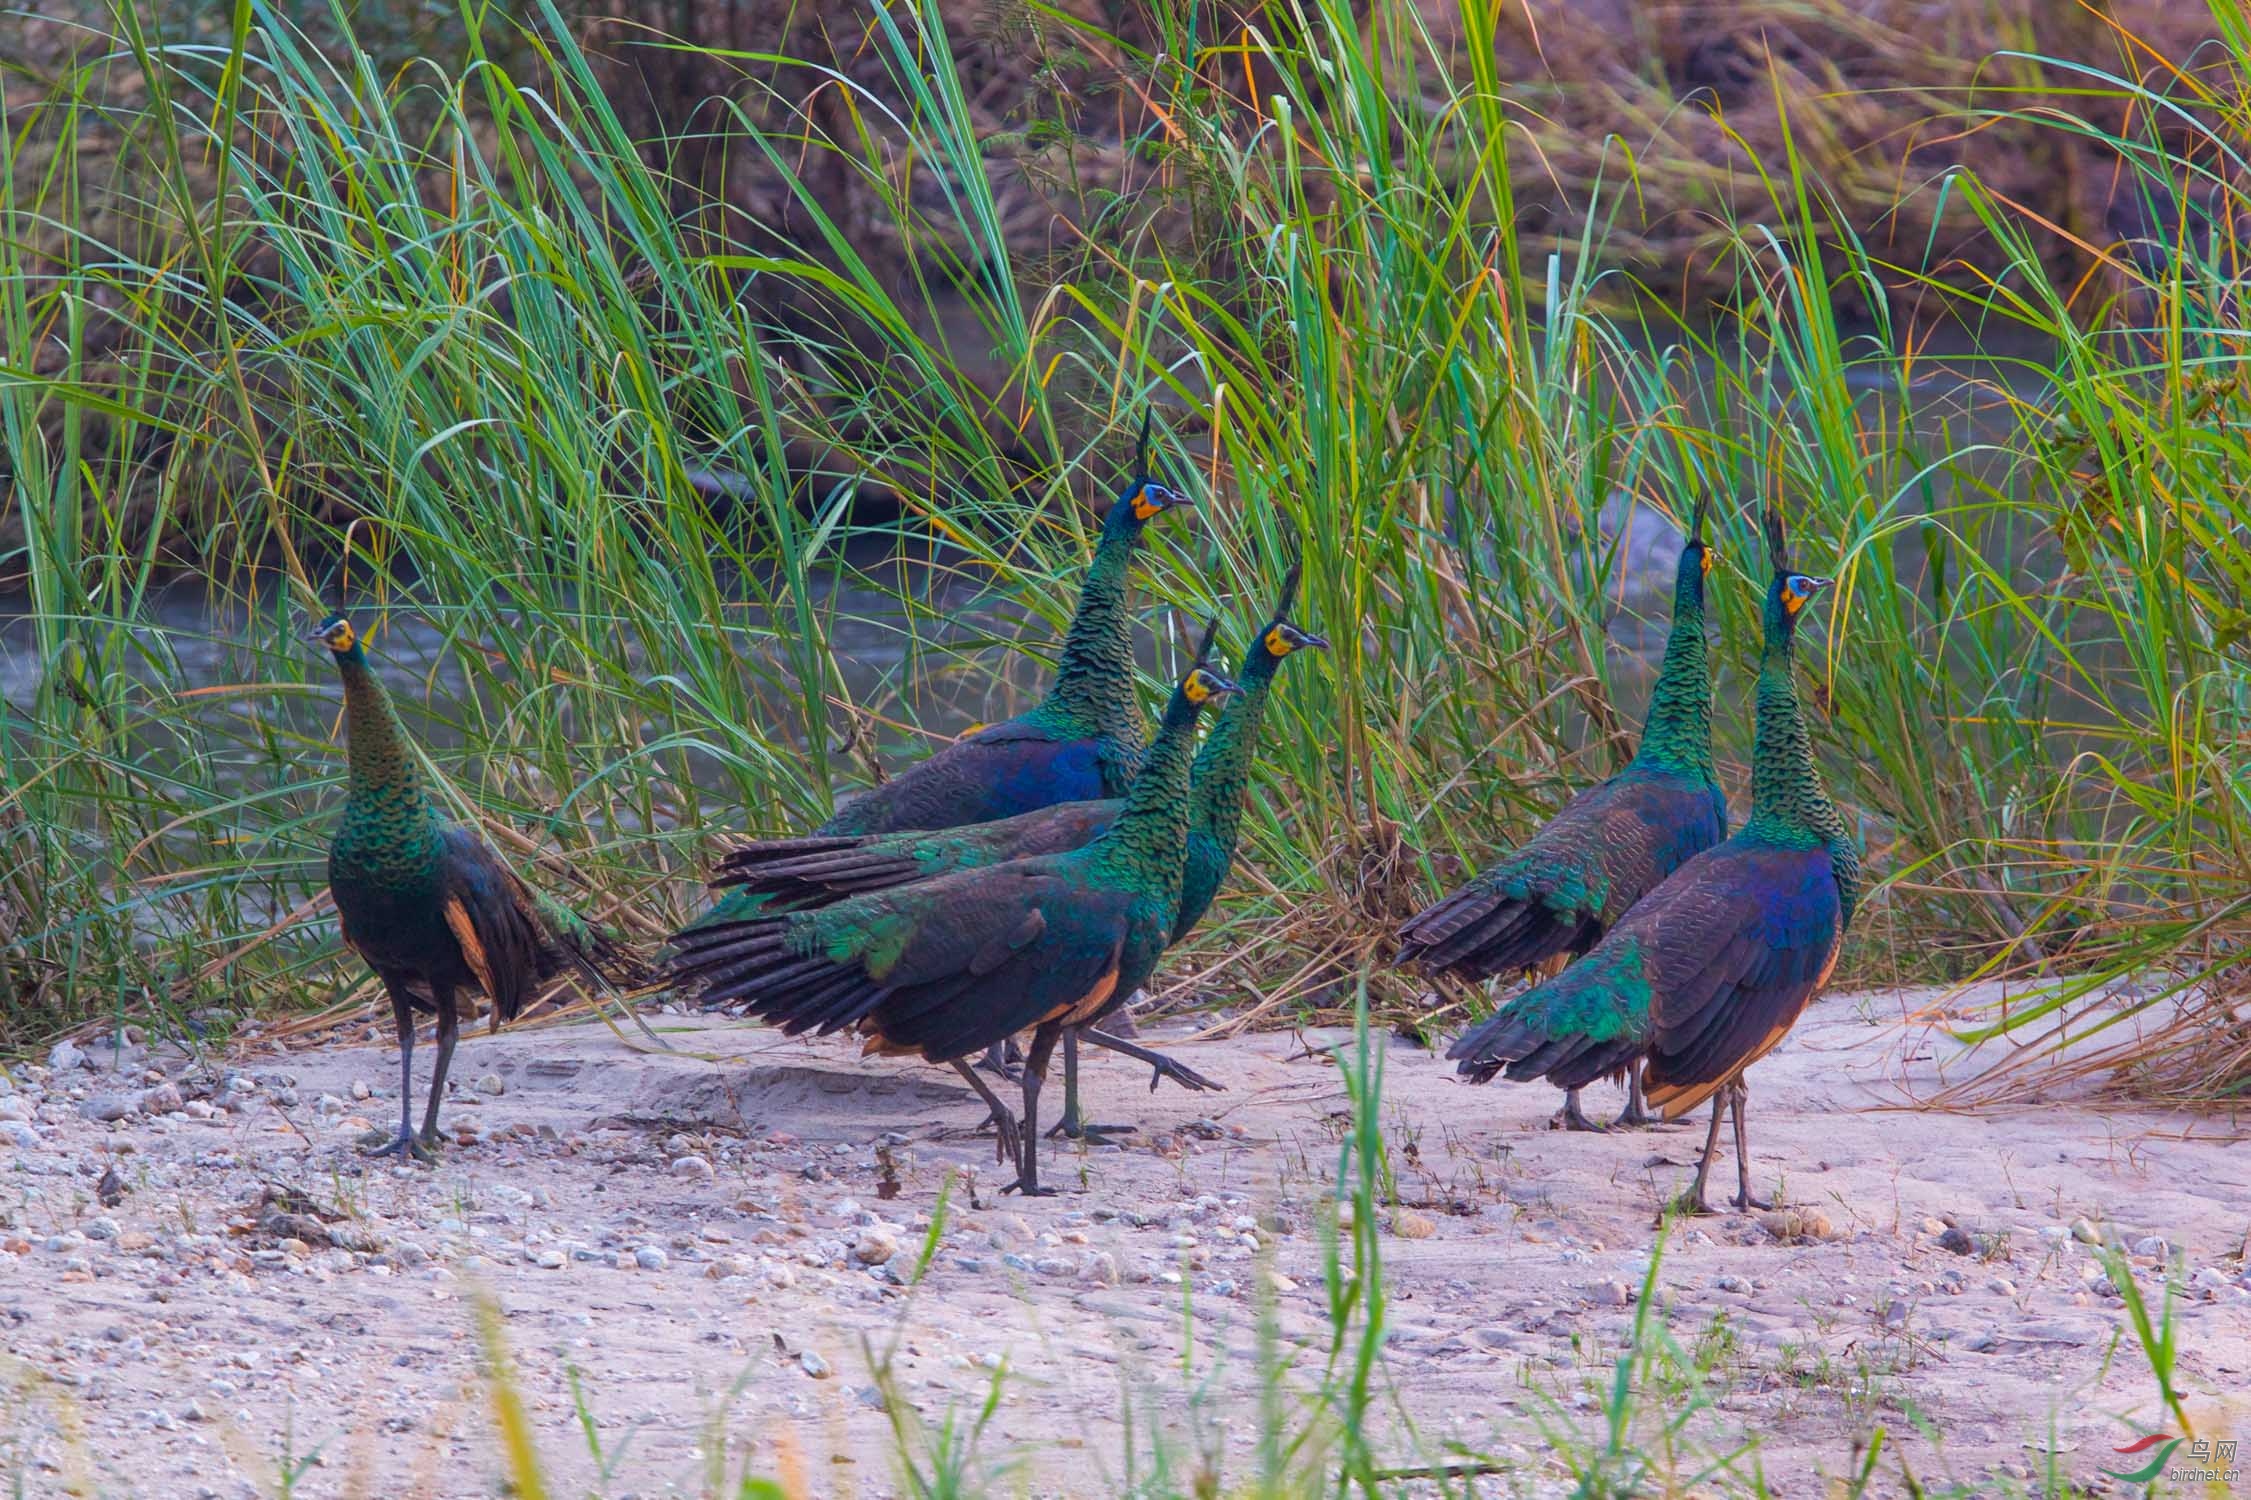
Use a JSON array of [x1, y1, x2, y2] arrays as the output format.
[[1400, 771, 1724, 978]]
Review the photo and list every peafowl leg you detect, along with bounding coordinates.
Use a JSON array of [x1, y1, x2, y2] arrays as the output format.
[[417, 987, 459, 1152], [1559, 1088, 1605, 1132], [365, 979, 435, 1164], [1005, 1025, 1062, 1197], [977, 1038, 1023, 1084], [951, 1059, 1022, 1172], [1080, 1028, 1225, 1095], [1728, 1080, 1772, 1210], [1665, 1095, 1727, 1218], [1614, 1071, 1653, 1129], [1048, 1031, 1135, 1144]]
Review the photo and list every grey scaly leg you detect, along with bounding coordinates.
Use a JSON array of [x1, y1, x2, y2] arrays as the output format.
[[1006, 1025, 1062, 1197], [418, 986, 459, 1151], [952, 1059, 1022, 1171], [1666, 1094, 1727, 1218], [1080, 1027, 1224, 1094], [1559, 1087, 1604, 1132], [367, 980, 433, 1163], [1615, 1070, 1652, 1129], [1729, 1080, 1772, 1210]]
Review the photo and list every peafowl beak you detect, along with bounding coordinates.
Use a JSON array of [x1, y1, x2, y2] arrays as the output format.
[[1130, 481, 1192, 522], [1779, 574, 1835, 615]]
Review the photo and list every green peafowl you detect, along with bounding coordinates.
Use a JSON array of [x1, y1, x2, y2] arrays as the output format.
[[1400, 497, 1726, 1129], [701, 568, 1328, 1138], [1444, 509, 1858, 1214], [809, 411, 1187, 838], [312, 613, 646, 1162], [665, 635, 1240, 1196]]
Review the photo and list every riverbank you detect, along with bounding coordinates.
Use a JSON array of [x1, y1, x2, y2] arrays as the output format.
[[3, 987, 2244, 1495]]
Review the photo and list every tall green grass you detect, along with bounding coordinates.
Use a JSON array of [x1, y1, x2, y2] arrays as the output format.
[[0, 0, 2242, 1095]]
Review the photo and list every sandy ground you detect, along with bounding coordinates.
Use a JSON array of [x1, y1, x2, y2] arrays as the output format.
[[2, 985, 2248, 1498]]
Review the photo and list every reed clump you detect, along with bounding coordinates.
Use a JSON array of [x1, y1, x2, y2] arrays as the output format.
[[0, 0, 2244, 1100]]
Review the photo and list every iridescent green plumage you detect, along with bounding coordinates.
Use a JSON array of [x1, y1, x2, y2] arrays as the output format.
[[315, 613, 644, 1161], [1446, 510, 1857, 1214], [1410, 499, 1726, 1126], [666, 647, 1241, 1195]]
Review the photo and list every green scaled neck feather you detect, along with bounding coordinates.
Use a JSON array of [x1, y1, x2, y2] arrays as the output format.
[[327, 631, 443, 874], [1089, 639, 1232, 894], [1629, 503, 1716, 784], [1176, 579, 1328, 940], [1030, 487, 1163, 747], [1739, 568, 1862, 929]]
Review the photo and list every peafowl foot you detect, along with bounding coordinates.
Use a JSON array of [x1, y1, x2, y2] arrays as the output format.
[[365, 1131, 437, 1165], [1080, 1029, 1224, 1094], [1557, 1091, 1606, 1133], [977, 1041, 1023, 1085], [1664, 1186, 1718, 1220], [1002, 1179, 1061, 1198], [1731, 1189, 1774, 1211], [1048, 1118, 1134, 1145], [989, 1110, 1024, 1172], [415, 1127, 448, 1155], [1612, 1101, 1653, 1129]]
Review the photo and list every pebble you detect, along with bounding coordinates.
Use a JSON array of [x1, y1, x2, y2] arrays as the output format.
[[79, 1094, 137, 1123], [1714, 1274, 1753, 1294], [349, 1079, 372, 1101], [1757, 1208, 1833, 1243], [0, 1121, 36, 1149], [46, 1041, 86, 1073], [2068, 1217, 2102, 1246], [2192, 1265, 2232, 1296], [1000, 1253, 1034, 1273], [1390, 1210, 1436, 1240], [672, 1155, 715, 1183], [530, 1249, 566, 1270], [953, 1256, 988, 1274], [1032, 1256, 1073, 1277], [1937, 1227, 1978, 1256], [633, 1246, 669, 1271], [2131, 1236, 2169, 1260], [1589, 1279, 1632, 1307], [83, 1218, 120, 1242], [1262, 1270, 1297, 1294], [799, 1349, 831, 1379], [1081, 1252, 1120, 1286], [475, 1074, 506, 1096], [1987, 1277, 2017, 1297], [852, 1232, 898, 1266]]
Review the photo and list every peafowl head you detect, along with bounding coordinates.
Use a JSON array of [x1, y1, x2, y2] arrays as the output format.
[[308, 612, 364, 657], [1111, 408, 1193, 527], [1257, 562, 1330, 661], [1762, 509, 1834, 639], [1179, 616, 1242, 708]]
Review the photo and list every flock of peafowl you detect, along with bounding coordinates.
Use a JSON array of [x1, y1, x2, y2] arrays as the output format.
[[310, 415, 1859, 1217]]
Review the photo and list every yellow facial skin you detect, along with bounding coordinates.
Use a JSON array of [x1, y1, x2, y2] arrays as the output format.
[[1780, 574, 1832, 615], [319, 619, 358, 652], [1183, 669, 1216, 704], [1264, 625, 1292, 657], [1700, 546, 1715, 577]]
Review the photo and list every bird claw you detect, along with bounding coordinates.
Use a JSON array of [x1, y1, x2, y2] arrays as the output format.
[[1665, 1188, 1717, 1220], [1002, 1180, 1060, 1198], [365, 1132, 437, 1165], [1144, 1057, 1224, 1095], [978, 1056, 1023, 1085], [1733, 1191, 1774, 1211], [1048, 1120, 1134, 1145], [988, 1113, 1024, 1171], [1557, 1105, 1608, 1133]]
